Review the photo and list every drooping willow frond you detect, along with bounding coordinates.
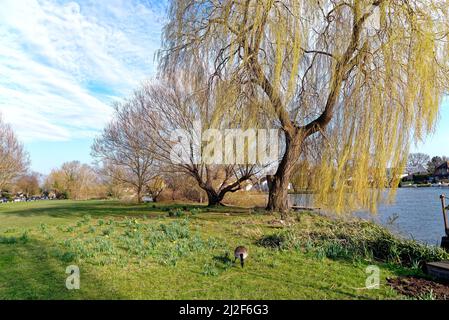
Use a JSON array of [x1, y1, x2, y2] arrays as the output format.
[[160, 0, 449, 213]]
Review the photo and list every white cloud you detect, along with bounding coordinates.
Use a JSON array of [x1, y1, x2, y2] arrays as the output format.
[[0, 0, 165, 142]]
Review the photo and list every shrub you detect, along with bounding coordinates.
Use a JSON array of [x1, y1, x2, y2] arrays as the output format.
[[157, 251, 178, 266], [19, 232, 29, 243], [0, 235, 18, 244], [188, 234, 206, 251], [257, 217, 449, 267], [0, 232, 31, 244], [190, 208, 201, 216], [168, 208, 184, 218], [160, 220, 190, 240], [93, 238, 115, 254], [60, 251, 76, 263], [256, 233, 286, 248]]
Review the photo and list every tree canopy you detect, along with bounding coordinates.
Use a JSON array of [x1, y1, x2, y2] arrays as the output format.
[[0, 114, 29, 190], [92, 97, 158, 203], [160, 0, 449, 213]]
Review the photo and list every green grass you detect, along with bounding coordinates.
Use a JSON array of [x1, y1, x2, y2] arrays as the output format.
[[0, 200, 419, 299]]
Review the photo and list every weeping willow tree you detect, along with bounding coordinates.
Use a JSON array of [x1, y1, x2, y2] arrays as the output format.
[[159, 0, 449, 214]]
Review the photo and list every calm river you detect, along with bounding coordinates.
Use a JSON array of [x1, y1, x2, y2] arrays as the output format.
[[292, 188, 449, 246]]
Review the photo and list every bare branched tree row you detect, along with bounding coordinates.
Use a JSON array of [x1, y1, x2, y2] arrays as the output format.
[[92, 98, 159, 203], [0, 114, 29, 190], [44, 161, 105, 200]]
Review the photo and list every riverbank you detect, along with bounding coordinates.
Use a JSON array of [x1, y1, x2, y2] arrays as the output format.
[[289, 188, 449, 245], [1, 200, 448, 299], [354, 188, 449, 245]]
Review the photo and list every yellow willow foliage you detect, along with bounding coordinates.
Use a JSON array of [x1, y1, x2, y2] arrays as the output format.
[[161, 0, 449, 214]]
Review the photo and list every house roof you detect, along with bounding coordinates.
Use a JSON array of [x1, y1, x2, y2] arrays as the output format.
[[436, 161, 449, 170]]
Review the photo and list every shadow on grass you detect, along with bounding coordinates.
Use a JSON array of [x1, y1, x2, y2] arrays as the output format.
[[0, 237, 120, 299], [242, 270, 375, 300], [213, 253, 234, 265], [0, 200, 259, 220], [0, 201, 169, 219]]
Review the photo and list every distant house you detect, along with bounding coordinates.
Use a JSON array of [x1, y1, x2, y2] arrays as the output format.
[[247, 176, 293, 192], [387, 167, 409, 180], [402, 164, 429, 182], [250, 177, 269, 192], [435, 161, 449, 181]]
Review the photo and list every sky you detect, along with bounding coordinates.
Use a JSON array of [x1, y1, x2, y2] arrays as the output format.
[[0, 0, 448, 175], [412, 97, 449, 158], [0, 0, 166, 174]]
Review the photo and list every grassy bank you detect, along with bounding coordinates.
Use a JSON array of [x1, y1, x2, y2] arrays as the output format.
[[0, 200, 444, 299]]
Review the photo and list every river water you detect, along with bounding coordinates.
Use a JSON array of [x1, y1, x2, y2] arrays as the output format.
[[291, 188, 449, 246]]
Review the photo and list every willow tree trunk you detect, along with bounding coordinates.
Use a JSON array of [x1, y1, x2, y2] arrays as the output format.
[[266, 131, 302, 215]]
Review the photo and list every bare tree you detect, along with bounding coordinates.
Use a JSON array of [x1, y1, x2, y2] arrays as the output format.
[[94, 162, 127, 199], [45, 161, 104, 200], [160, 0, 449, 213], [0, 114, 29, 190], [92, 98, 158, 203], [14, 172, 41, 197], [137, 80, 261, 206], [406, 153, 430, 174]]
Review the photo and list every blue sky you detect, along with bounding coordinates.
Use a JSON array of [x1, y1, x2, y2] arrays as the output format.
[[0, 0, 448, 175], [0, 0, 166, 174], [412, 97, 449, 158]]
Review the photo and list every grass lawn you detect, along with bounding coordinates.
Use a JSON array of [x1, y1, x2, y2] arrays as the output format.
[[0, 200, 414, 299]]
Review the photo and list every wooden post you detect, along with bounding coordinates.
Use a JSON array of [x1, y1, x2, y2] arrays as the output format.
[[440, 194, 449, 236]]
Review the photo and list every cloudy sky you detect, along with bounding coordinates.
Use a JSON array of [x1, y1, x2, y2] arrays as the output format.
[[0, 0, 448, 174], [0, 0, 165, 173]]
